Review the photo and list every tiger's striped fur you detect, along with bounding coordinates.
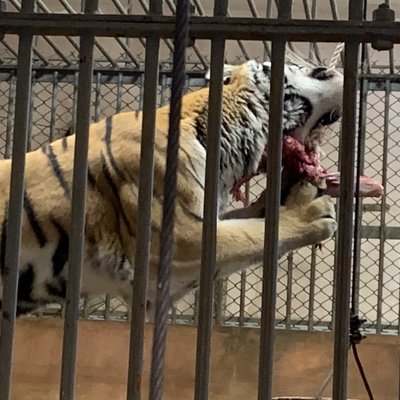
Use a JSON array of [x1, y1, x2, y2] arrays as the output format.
[[0, 60, 343, 316]]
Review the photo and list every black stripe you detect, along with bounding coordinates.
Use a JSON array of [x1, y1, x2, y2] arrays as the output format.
[[16, 304, 35, 316], [42, 145, 70, 198], [51, 219, 69, 276], [104, 116, 125, 180], [62, 136, 68, 150], [24, 192, 47, 248], [118, 255, 126, 271], [18, 263, 35, 304], [178, 201, 203, 223], [0, 208, 7, 276], [101, 155, 133, 236], [45, 277, 66, 299], [87, 168, 96, 188]]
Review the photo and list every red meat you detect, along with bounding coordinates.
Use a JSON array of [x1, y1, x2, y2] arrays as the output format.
[[230, 134, 383, 203]]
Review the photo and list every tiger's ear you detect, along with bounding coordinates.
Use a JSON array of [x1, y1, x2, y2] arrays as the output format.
[[204, 64, 237, 85]]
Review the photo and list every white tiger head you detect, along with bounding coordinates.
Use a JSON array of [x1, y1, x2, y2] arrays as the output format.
[[206, 59, 344, 146]]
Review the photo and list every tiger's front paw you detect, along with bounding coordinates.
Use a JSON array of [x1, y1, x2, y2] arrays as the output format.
[[282, 180, 337, 247]]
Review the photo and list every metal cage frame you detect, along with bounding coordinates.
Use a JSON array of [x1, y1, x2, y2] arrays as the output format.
[[0, 1, 399, 400]]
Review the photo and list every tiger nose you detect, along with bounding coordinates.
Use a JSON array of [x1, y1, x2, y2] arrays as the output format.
[[310, 67, 333, 81]]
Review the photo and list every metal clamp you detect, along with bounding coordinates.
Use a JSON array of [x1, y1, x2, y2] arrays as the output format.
[[372, 3, 395, 51]]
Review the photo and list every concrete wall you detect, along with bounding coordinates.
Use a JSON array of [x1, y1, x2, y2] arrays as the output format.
[[10, 318, 400, 400]]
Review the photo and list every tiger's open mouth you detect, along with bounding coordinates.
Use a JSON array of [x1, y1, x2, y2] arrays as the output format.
[[230, 107, 383, 204]]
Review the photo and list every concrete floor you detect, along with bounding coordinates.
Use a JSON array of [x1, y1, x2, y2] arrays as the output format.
[[8, 318, 400, 400]]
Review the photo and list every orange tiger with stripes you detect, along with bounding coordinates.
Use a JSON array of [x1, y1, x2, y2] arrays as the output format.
[[0, 60, 342, 316]]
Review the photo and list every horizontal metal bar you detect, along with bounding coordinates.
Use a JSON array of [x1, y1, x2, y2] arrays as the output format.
[[0, 66, 400, 91], [0, 66, 205, 84], [359, 226, 400, 240], [1, 14, 400, 42]]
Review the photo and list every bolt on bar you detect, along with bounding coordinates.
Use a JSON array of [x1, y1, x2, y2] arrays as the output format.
[[0, 1, 34, 399], [126, 0, 162, 399], [59, 1, 98, 400], [332, 1, 363, 399], [258, 1, 291, 399], [194, 0, 228, 397], [148, 0, 190, 399]]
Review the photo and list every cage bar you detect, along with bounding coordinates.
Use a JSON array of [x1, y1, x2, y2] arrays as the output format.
[[352, 75, 369, 317], [27, 71, 35, 152], [0, 1, 35, 399], [285, 252, 293, 330], [1, 14, 400, 42], [257, 1, 292, 399], [49, 71, 59, 142], [148, 0, 190, 399], [4, 74, 16, 160], [126, 1, 162, 399], [376, 79, 391, 333], [308, 248, 317, 331], [59, 1, 98, 399], [332, 1, 364, 399], [193, 0, 228, 397]]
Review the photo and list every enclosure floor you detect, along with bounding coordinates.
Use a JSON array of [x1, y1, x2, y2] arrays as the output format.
[[10, 318, 400, 400]]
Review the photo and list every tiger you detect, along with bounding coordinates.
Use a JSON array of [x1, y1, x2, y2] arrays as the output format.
[[0, 59, 343, 317]]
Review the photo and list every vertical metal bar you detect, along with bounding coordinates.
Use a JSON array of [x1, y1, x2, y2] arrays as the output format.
[[376, 79, 390, 333], [138, 74, 145, 111], [82, 296, 90, 319], [194, 0, 228, 397], [5, 75, 16, 160], [308, 247, 317, 331], [94, 71, 101, 122], [257, 2, 291, 399], [239, 270, 247, 327], [214, 279, 224, 326], [0, 0, 34, 398], [104, 295, 111, 320], [351, 77, 368, 317], [285, 252, 293, 330], [193, 289, 199, 326], [308, 246, 317, 331], [332, 2, 363, 399], [126, 1, 162, 399], [49, 71, 59, 142], [59, 1, 98, 399], [71, 72, 79, 133], [170, 304, 177, 324], [27, 72, 35, 152], [116, 72, 123, 113], [160, 73, 167, 107], [149, 0, 190, 397]]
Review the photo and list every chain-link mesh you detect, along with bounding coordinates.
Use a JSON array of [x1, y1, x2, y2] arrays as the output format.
[[1, 0, 400, 334]]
